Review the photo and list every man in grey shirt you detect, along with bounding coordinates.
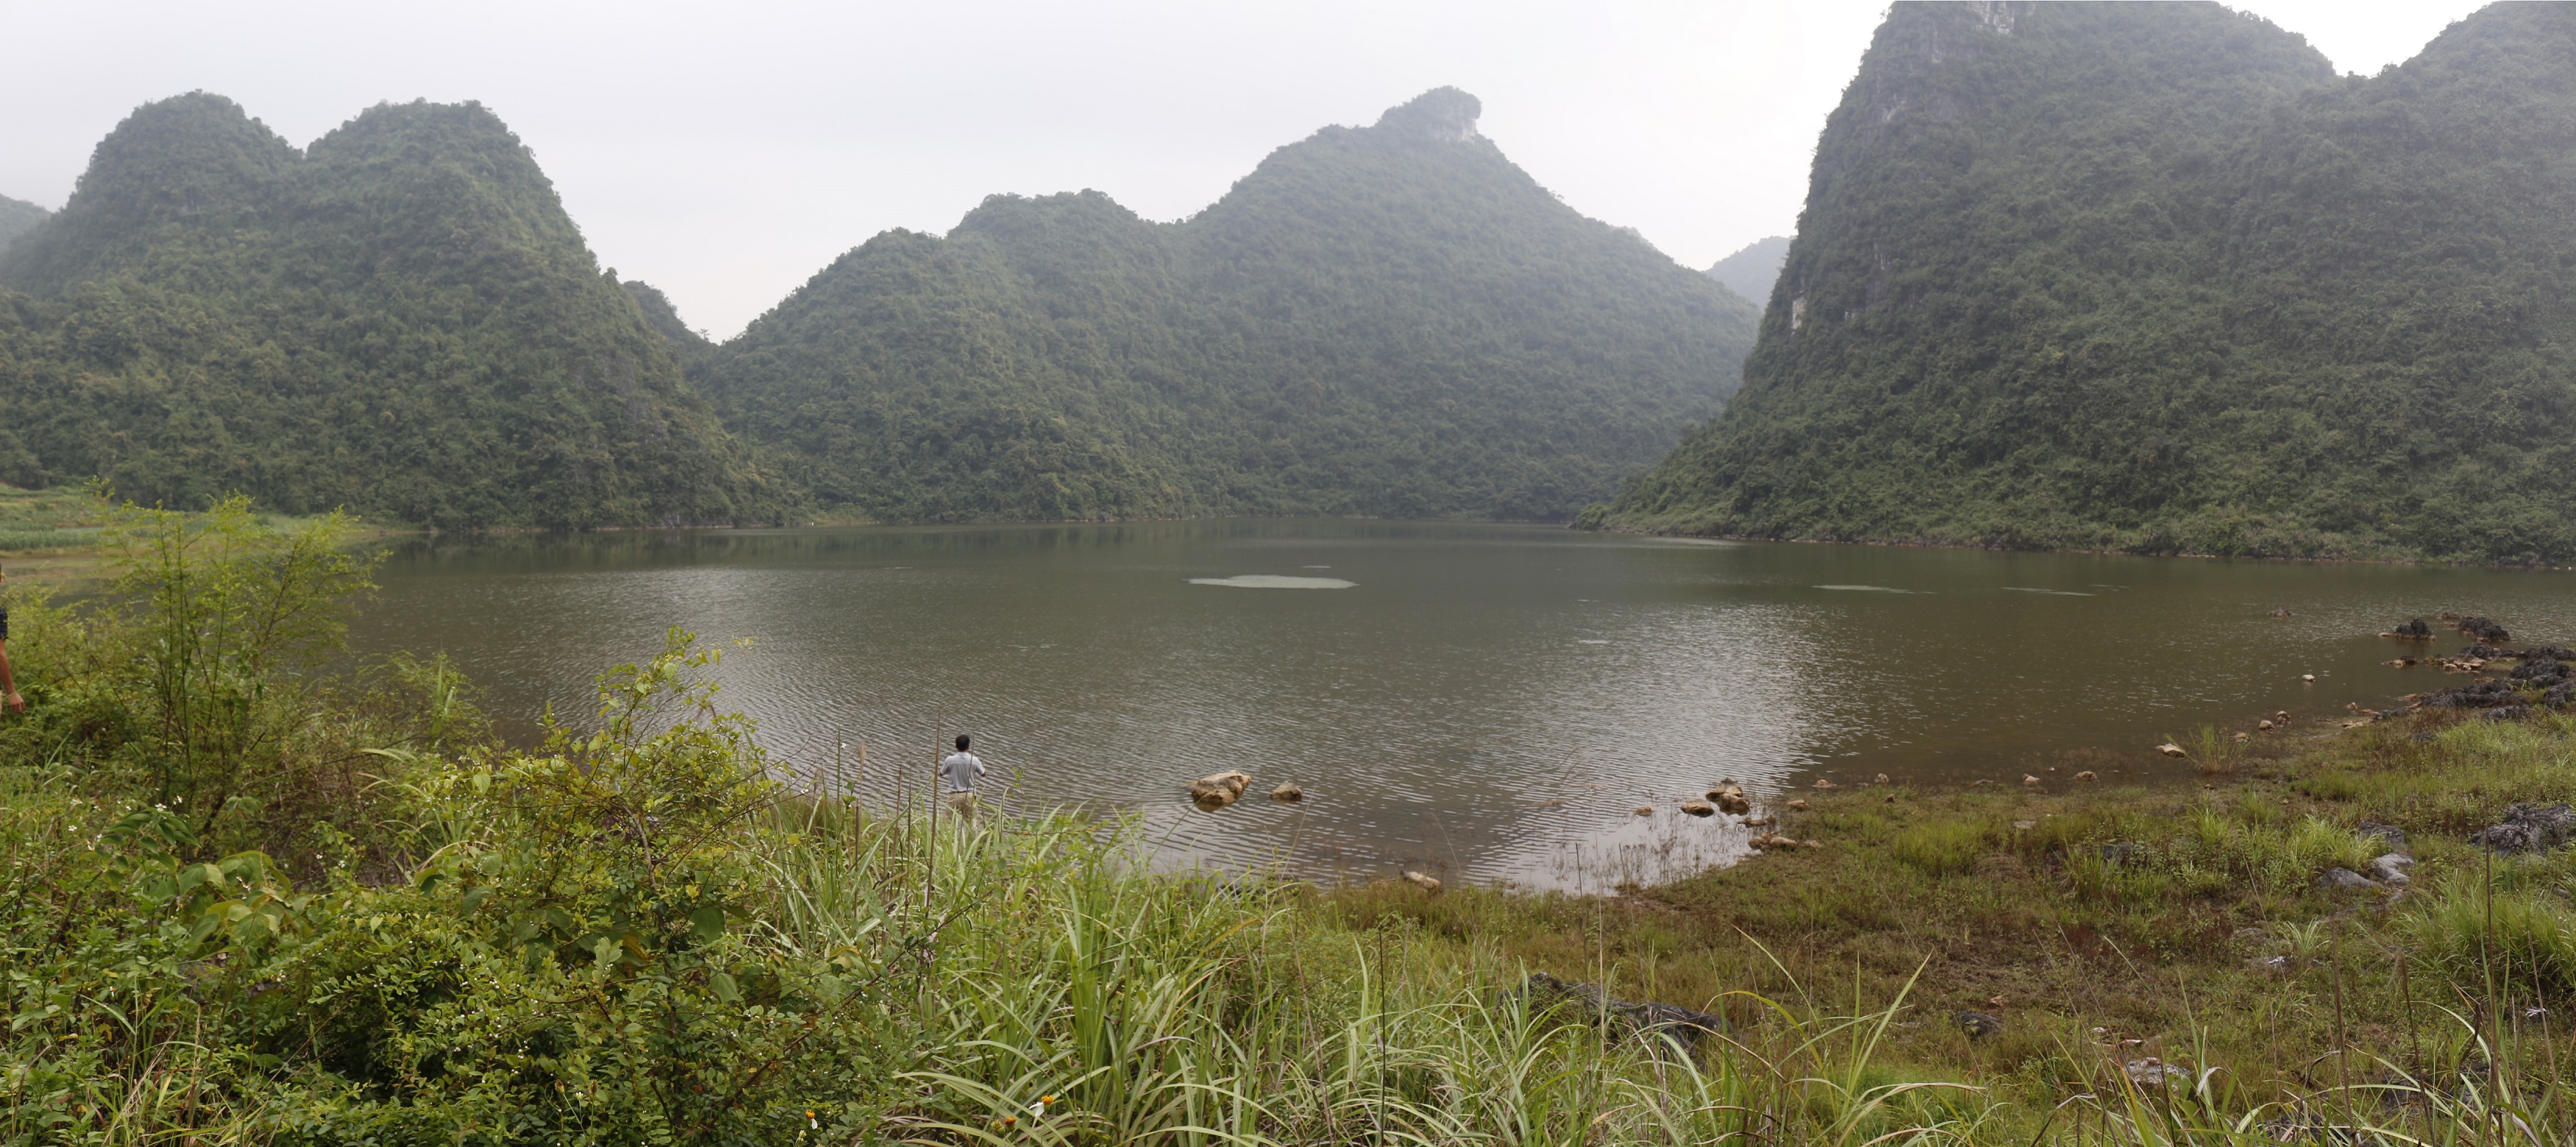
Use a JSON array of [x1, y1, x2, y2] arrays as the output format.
[[940, 734, 986, 822]]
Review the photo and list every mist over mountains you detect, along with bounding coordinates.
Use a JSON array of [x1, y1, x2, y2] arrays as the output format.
[[0, 93, 766, 527], [0, 197, 44, 256], [1703, 236, 1789, 308], [1604, 1, 2576, 562], [691, 88, 1758, 523], [0, 87, 1755, 527]]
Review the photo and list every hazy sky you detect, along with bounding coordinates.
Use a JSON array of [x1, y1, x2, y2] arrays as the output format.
[[1, 1, 2486, 338]]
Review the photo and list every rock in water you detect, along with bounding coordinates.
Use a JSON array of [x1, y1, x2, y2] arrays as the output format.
[[1189, 771, 1250, 808], [1269, 782, 1303, 802], [2157, 743, 2187, 758], [1403, 870, 1443, 894], [1706, 784, 1752, 814], [1633, 805, 1654, 816], [1680, 802, 1716, 817]]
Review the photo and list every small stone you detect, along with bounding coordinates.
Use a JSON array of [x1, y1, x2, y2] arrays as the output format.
[[2303, 674, 2316, 682], [1814, 779, 1839, 789], [2158, 743, 2187, 758], [1403, 870, 1443, 894], [1633, 805, 1654, 816], [1786, 799, 1808, 811], [2368, 853, 2413, 885], [1707, 785, 1751, 814], [1874, 773, 1891, 784], [2316, 867, 2378, 890], [1270, 782, 1303, 802], [1189, 771, 1251, 808], [2022, 774, 2042, 787], [2125, 1058, 2175, 1087], [1680, 802, 1716, 817], [2074, 770, 2098, 782], [2258, 719, 2275, 731]]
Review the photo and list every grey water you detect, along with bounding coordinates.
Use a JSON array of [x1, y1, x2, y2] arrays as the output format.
[[348, 520, 2576, 891]]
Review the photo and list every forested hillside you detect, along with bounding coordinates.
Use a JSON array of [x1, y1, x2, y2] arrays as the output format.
[[0, 93, 768, 528], [1703, 236, 1789, 307], [0, 196, 45, 256], [700, 88, 1760, 522], [1603, 1, 2576, 562]]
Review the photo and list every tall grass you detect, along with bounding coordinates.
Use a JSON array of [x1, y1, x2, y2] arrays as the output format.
[[712, 800, 2575, 1146]]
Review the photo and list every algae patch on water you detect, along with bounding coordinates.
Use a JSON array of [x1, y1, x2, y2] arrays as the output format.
[[1188, 574, 1357, 589]]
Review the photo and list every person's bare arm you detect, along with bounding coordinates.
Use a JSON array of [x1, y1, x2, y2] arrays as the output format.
[[0, 640, 20, 713]]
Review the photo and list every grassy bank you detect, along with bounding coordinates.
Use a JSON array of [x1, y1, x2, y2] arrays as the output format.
[[4, 500, 2572, 1143]]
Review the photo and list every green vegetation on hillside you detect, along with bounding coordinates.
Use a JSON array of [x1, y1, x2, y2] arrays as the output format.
[[1606, 2, 2576, 562], [0, 93, 771, 529], [1703, 234, 1789, 305], [7, 498, 2576, 1142], [0, 195, 46, 257], [701, 88, 1759, 523]]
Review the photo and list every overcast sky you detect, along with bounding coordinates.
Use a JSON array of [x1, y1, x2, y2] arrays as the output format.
[[1, 1, 2487, 338]]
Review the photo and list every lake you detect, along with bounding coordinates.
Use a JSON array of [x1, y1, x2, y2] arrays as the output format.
[[348, 520, 2575, 890]]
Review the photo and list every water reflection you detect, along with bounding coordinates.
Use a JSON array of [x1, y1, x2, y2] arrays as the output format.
[[347, 521, 2576, 891]]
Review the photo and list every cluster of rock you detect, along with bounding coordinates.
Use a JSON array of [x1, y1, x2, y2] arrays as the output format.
[[1516, 973, 1725, 1050], [1186, 771, 1304, 809], [2315, 822, 2413, 891], [2385, 617, 2575, 719], [2469, 803, 2576, 854]]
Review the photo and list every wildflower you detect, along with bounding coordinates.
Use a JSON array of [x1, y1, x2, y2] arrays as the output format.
[[805, 1109, 818, 1129]]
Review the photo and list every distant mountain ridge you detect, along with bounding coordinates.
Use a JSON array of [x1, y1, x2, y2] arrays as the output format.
[[1602, 1, 2576, 562], [0, 88, 1752, 527], [0, 196, 45, 258], [1703, 236, 1789, 307], [0, 93, 766, 527], [698, 87, 1760, 522]]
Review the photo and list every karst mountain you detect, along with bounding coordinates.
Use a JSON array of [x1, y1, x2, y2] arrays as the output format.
[[690, 87, 1758, 523], [0, 93, 766, 528], [0, 87, 1757, 527], [1603, 1, 2576, 562]]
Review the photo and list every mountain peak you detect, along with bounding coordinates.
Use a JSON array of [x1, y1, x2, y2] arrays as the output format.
[[1373, 87, 1482, 142]]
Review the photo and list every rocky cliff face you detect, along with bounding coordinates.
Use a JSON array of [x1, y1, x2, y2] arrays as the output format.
[[1605, 2, 2576, 563]]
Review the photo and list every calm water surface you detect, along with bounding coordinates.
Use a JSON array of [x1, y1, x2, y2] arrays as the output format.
[[350, 520, 2576, 889]]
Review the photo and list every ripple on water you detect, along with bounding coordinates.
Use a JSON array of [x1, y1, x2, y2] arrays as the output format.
[[1814, 585, 1928, 593], [1188, 574, 1357, 589]]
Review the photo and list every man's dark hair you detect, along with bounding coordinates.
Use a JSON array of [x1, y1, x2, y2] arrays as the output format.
[[955, 734, 971, 752]]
